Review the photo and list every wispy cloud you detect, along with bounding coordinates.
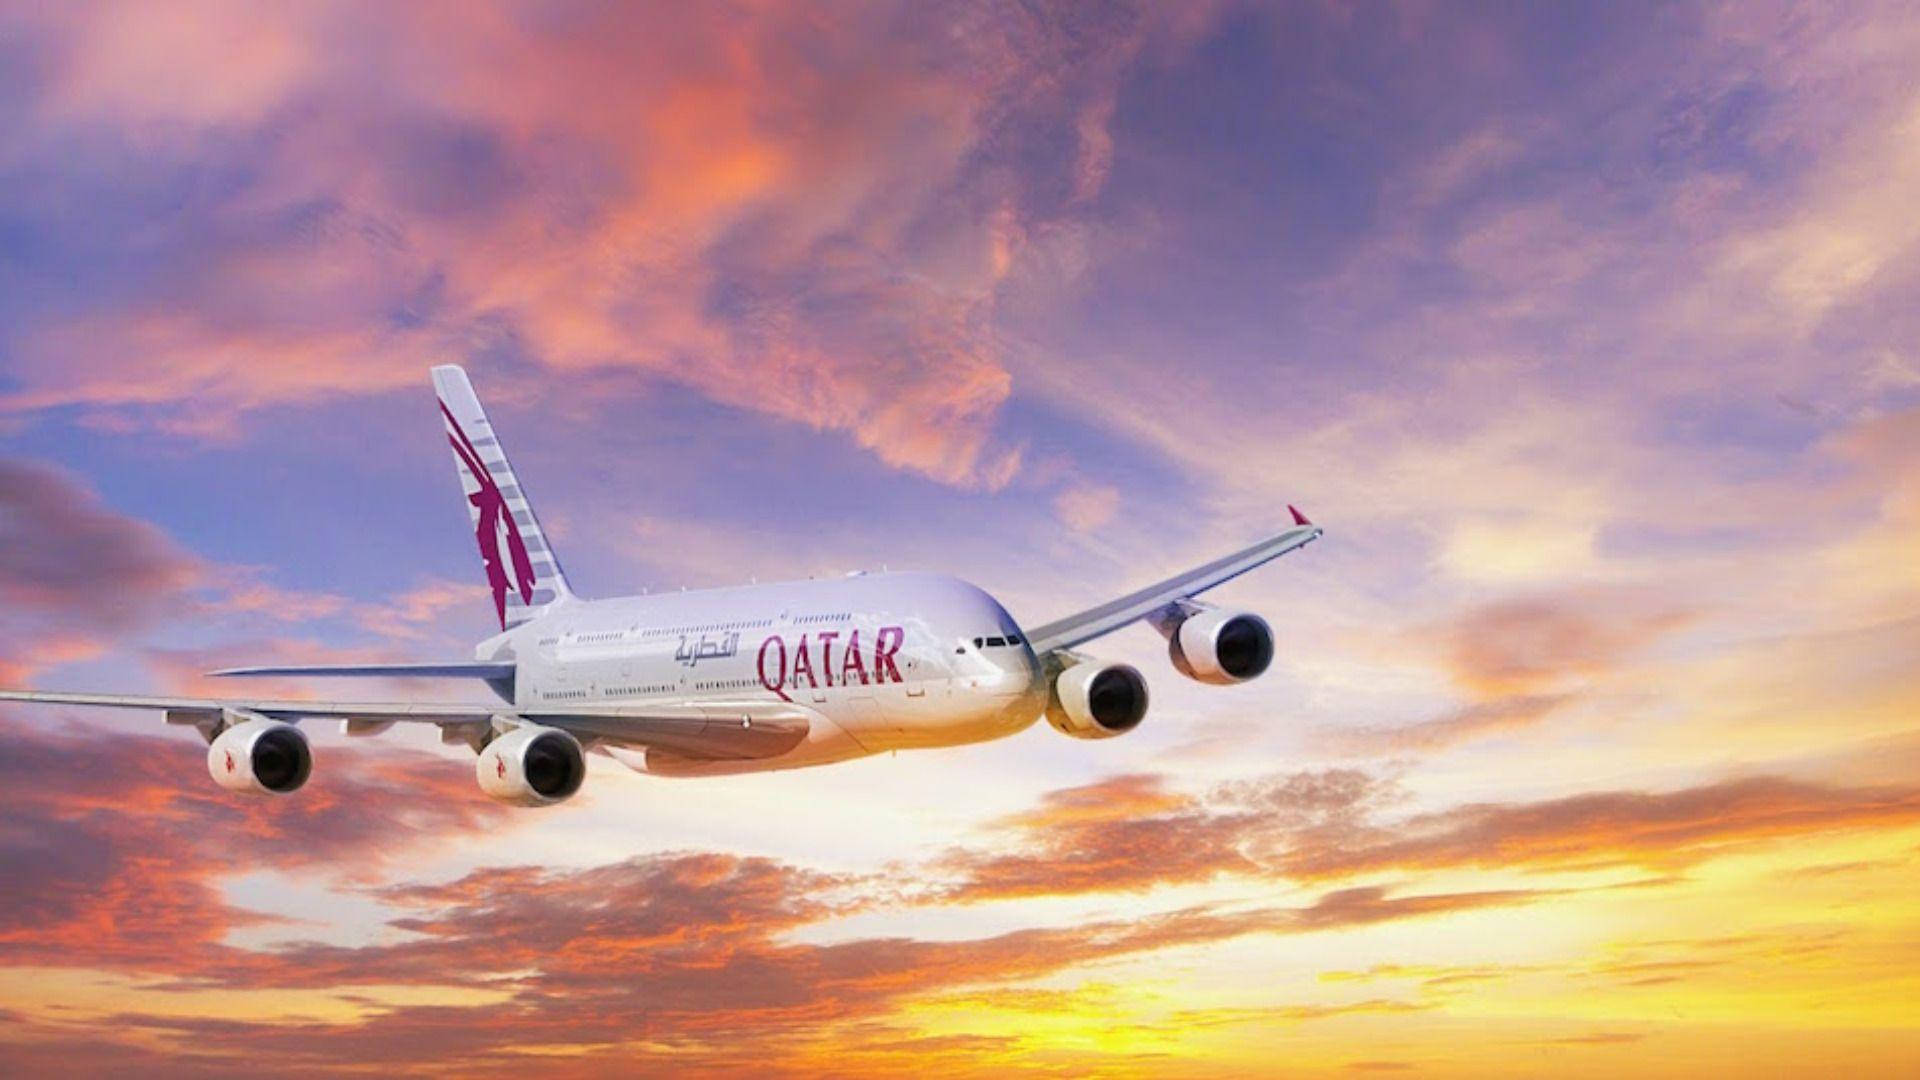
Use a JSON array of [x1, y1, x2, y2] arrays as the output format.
[[0, 3, 1215, 492], [5, 2, 1920, 1074]]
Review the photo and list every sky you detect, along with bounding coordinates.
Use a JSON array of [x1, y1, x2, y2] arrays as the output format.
[[0, 0, 1918, 1075]]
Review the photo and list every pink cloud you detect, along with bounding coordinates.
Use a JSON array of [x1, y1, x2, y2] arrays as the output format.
[[0, 459, 201, 630], [0, 3, 1204, 490]]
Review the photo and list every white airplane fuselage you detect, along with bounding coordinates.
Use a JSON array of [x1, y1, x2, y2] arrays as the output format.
[[491, 572, 1046, 775]]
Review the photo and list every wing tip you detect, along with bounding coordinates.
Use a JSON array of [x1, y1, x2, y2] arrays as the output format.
[[1289, 504, 1312, 527]]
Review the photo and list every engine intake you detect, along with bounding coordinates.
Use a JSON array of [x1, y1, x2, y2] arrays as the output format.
[[207, 718, 312, 795], [1046, 659, 1148, 739], [478, 725, 585, 806], [1166, 607, 1274, 685]]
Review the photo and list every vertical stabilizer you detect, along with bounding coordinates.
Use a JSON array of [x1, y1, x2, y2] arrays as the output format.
[[431, 365, 574, 628]]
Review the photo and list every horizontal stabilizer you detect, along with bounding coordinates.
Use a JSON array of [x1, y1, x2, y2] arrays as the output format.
[[208, 662, 517, 680]]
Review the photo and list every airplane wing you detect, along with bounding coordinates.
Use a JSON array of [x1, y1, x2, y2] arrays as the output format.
[[0, 690, 810, 762], [1022, 508, 1324, 654]]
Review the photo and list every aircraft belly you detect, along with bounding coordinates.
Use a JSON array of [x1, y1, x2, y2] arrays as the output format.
[[554, 707, 807, 760], [615, 706, 868, 777], [834, 679, 1044, 752]]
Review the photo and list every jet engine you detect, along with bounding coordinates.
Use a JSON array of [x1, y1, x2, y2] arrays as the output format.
[[1045, 658, 1149, 739], [207, 718, 312, 795], [477, 725, 585, 806], [1161, 605, 1274, 685]]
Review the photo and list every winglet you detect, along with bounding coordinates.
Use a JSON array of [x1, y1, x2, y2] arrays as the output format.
[[1289, 504, 1312, 527]]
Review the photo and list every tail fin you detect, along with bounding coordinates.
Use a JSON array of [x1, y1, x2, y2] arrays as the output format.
[[432, 365, 574, 629]]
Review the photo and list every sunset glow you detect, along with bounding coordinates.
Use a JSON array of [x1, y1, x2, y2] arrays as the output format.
[[1, 2, 1918, 1076]]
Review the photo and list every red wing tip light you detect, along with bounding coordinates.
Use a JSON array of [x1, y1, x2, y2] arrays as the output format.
[[1289, 505, 1313, 527]]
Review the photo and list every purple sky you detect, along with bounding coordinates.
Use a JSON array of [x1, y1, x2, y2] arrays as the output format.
[[1, 2, 1918, 1075]]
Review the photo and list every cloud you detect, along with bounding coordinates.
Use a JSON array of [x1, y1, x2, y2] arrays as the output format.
[[5, 737, 1916, 1071], [1167, 997, 1434, 1029], [6, 4, 1920, 1074], [191, 873, 1535, 1064], [198, 573, 348, 623], [0, 714, 510, 975], [35, 0, 325, 127], [354, 577, 490, 642], [933, 770, 1385, 901], [1290, 884, 1551, 928], [0, 856, 1535, 1073], [1431, 591, 1692, 695], [1282, 776, 1920, 880], [930, 773, 1262, 899], [939, 765, 1920, 901], [1699, 94, 1920, 336], [18, 740, 1892, 1055], [0, 634, 109, 689], [0, 458, 487, 691], [0, 738, 1542, 1071], [0, 3, 1208, 489], [1332, 693, 1574, 753], [1326, 588, 1696, 753], [1052, 482, 1122, 533], [0, 458, 211, 687], [1544, 1031, 1647, 1046], [0, 459, 201, 632]]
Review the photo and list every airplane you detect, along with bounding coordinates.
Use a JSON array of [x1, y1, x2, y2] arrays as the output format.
[[0, 366, 1322, 805]]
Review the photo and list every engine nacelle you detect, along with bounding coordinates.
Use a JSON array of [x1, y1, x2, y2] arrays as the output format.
[[477, 725, 585, 806], [207, 718, 312, 795], [1046, 659, 1149, 739], [1166, 607, 1274, 685]]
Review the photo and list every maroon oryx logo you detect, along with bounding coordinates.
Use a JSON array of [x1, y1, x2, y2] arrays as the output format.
[[442, 401, 537, 628]]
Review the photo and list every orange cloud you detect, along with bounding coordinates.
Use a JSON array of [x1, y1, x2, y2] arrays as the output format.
[[1330, 692, 1573, 753], [1052, 482, 1122, 533], [1282, 776, 1920, 880], [8, 729, 1918, 1073], [0, 3, 1189, 489], [1425, 591, 1695, 698], [932, 765, 1920, 901], [934, 770, 1385, 901], [1328, 588, 1697, 752], [0, 715, 510, 978], [0, 723, 1556, 1072]]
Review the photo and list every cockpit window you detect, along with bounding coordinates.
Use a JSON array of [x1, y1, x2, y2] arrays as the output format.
[[971, 637, 984, 649], [985, 636, 1006, 648], [1005, 633, 1022, 645]]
